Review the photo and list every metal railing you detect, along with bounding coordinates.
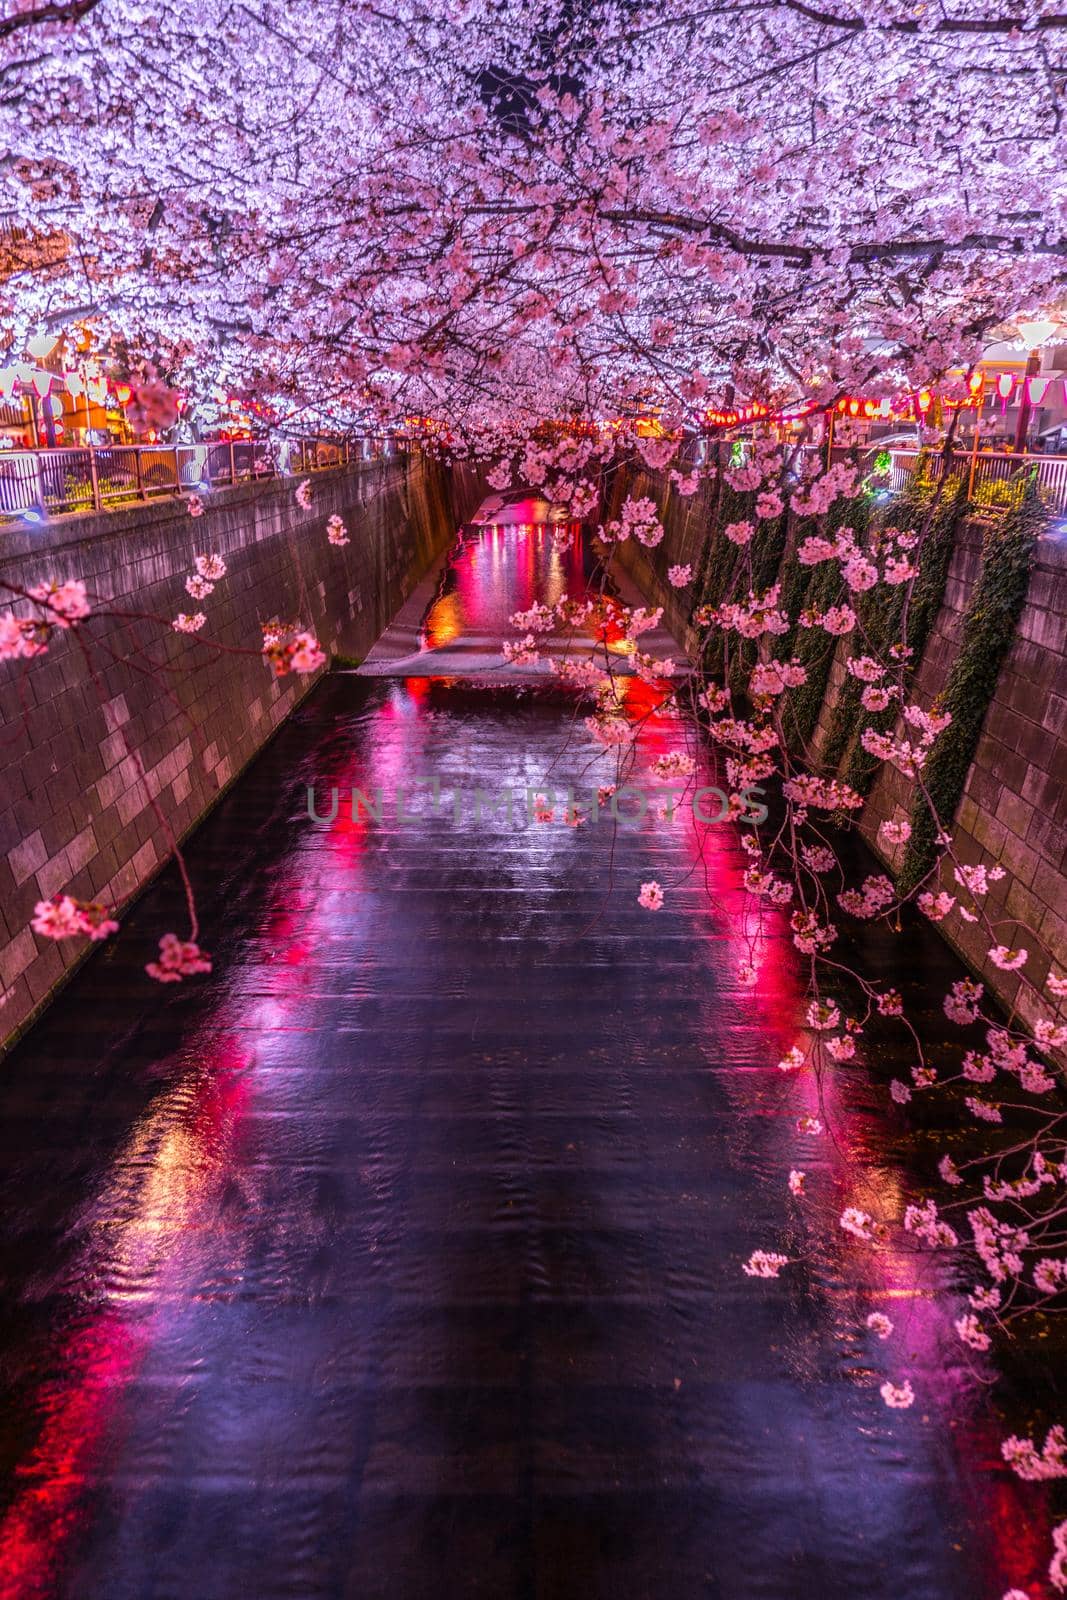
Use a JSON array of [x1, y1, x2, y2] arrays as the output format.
[[887, 448, 1067, 516], [0, 434, 403, 521]]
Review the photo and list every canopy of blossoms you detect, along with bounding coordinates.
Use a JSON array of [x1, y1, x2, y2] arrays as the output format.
[[4, 5, 1067, 1594], [1, 0, 1064, 435]]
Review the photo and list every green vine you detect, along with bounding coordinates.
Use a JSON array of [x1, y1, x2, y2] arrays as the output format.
[[821, 478, 967, 790], [896, 487, 1045, 895]]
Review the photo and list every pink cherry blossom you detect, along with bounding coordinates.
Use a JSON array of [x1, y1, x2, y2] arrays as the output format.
[[742, 1250, 789, 1279], [290, 632, 326, 673], [1002, 1426, 1067, 1482], [32, 895, 87, 940], [955, 1313, 991, 1351], [989, 945, 1028, 972], [918, 890, 956, 922], [28, 579, 90, 628], [944, 979, 984, 1025], [146, 933, 213, 983], [840, 1206, 876, 1241], [966, 1097, 1003, 1124], [797, 537, 836, 566], [755, 491, 783, 520], [841, 554, 878, 592], [0, 616, 48, 660]]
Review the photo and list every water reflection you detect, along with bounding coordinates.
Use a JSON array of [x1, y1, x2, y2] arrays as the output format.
[[421, 521, 586, 654], [0, 521, 1042, 1598]]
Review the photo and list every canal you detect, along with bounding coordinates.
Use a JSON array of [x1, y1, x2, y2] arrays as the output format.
[[0, 512, 1045, 1599]]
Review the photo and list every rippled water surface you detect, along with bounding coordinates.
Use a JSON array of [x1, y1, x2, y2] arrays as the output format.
[[0, 521, 1046, 1598]]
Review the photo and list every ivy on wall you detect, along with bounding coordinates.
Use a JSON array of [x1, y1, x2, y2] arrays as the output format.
[[896, 487, 1045, 895], [821, 478, 968, 790]]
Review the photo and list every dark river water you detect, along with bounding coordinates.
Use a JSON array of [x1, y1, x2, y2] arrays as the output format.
[[0, 515, 1051, 1599]]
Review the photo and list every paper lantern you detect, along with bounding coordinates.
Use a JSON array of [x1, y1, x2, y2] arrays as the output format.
[[1028, 377, 1050, 405], [996, 374, 1015, 400]]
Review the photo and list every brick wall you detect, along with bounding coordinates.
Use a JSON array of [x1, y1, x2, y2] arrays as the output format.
[[0, 452, 481, 1050], [859, 526, 1067, 1027], [610, 471, 1067, 1019]]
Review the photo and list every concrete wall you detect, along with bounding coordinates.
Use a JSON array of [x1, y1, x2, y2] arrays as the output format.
[[0, 453, 481, 1050], [609, 468, 1067, 1019], [603, 464, 711, 656]]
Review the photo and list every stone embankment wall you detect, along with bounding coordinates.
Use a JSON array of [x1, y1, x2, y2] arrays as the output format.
[[609, 466, 1067, 1022], [0, 452, 481, 1050]]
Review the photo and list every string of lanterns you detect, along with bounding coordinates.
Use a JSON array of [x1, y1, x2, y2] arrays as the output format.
[[704, 370, 1065, 431], [0, 363, 113, 407]]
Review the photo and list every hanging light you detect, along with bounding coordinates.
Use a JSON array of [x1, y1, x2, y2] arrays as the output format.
[[1016, 318, 1059, 351], [26, 332, 60, 361], [917, 389, 932, 412], [31, 370, 52, 399], [1028, 376, 1051, 405], [996, 374, 1015, 400]]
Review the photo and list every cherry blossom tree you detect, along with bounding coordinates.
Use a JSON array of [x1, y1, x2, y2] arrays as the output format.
[[2, 1, 1067, 1587], [1, 0, 1063, 434]]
